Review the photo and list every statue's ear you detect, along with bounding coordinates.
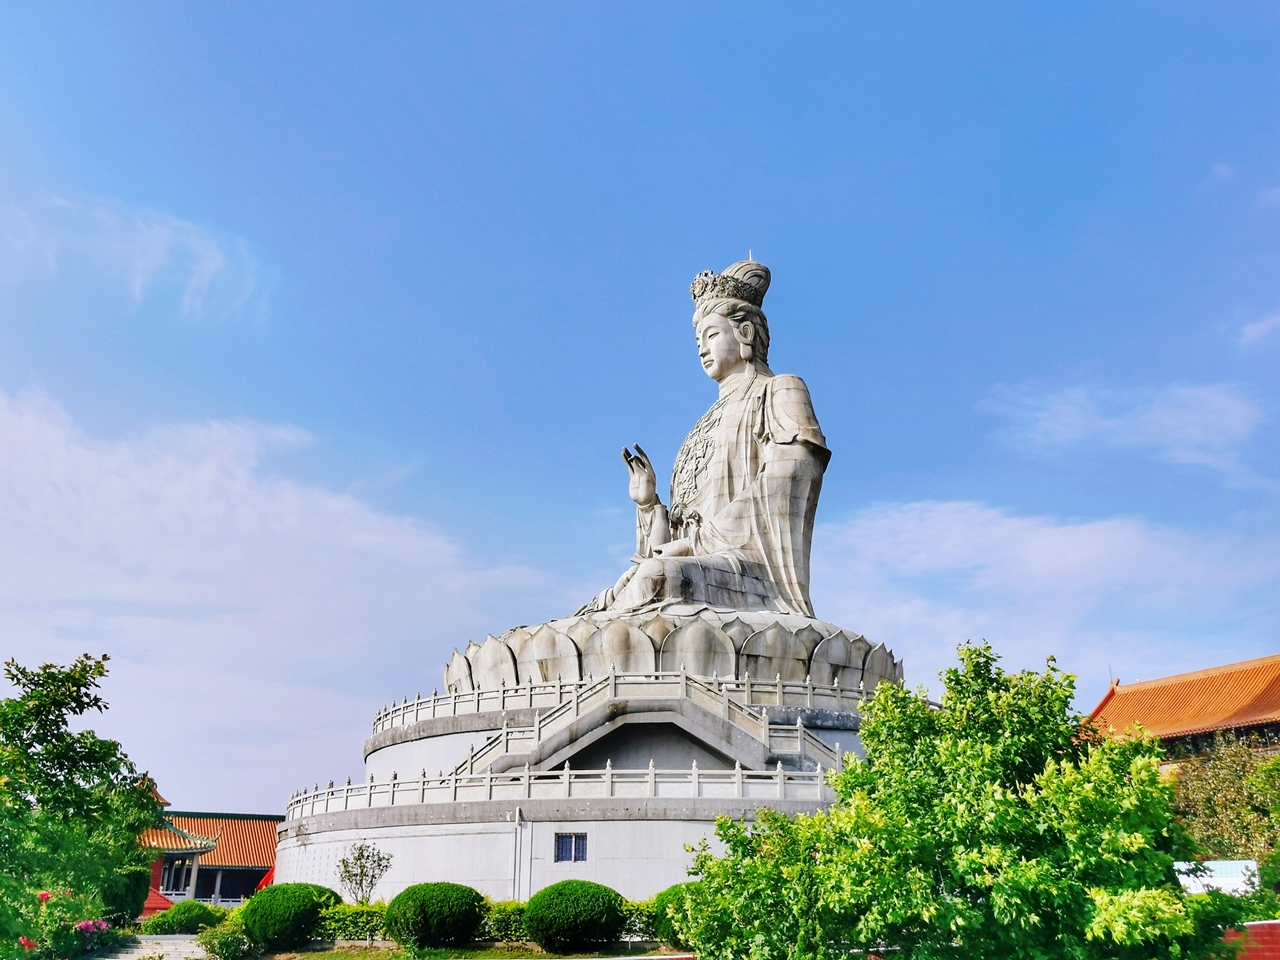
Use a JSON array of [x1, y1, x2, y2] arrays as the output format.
[[738, 321, 755, 361]]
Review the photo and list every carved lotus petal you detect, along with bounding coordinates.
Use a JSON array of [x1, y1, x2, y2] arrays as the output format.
[[517, 624, 582, 684], [659, 620, 735, 678], [741, 622, 809, 682], [862, 642, 898, 691], [444, 647, 475, 694], [580, 620, 657, 677], [472, 635, 518, 690], [810, 632, 860, 688], [719, 616, 755, 652]]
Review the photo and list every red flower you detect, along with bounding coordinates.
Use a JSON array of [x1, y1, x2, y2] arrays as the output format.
[[36, 892, 51, 901], [19, 936, 37, 949]]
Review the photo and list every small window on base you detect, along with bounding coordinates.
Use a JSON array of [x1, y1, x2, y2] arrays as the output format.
[[554, 832, 587, 862]]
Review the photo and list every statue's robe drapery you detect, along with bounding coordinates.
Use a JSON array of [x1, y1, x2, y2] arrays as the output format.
[[608, 371, 829, 616]]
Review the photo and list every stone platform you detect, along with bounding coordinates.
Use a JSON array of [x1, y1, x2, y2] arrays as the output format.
[[276, 609, 900, 901]]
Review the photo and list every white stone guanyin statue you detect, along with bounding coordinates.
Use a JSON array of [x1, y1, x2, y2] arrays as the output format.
[[583, 260, 830, 618]]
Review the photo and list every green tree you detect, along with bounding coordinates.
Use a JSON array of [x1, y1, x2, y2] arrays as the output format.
[[0, 654, 162, 955], [337, 842, 393, 905], [676, 644, 1247, 960], [1175, 733, 1280, 866]]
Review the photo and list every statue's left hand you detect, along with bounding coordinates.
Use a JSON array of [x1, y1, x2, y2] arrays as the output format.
[[623, 444, 660, 507]]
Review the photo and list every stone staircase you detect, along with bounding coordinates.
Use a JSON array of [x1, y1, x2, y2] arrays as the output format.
[[95, 935, 206, 960], [449, 670, 843, 775]]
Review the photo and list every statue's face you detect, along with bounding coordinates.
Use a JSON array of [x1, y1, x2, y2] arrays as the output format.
[[695, 312, 749, 382]]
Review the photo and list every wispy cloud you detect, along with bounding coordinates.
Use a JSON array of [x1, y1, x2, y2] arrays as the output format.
[[985, 383, 1271, 489], [0, 389, 572, 811], [1240, 312, 1280, 346], [1259, 186, 1280, 208], [811, 501, 1280, 706], [0, 192, 268, 322]]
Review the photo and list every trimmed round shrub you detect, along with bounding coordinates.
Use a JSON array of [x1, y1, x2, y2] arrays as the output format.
[[141, 899, 228, 934], [652, 882, 694, 948], [523, 879, 625, 950], [240, 882, 341, 949], [384, 882, 486, 948]]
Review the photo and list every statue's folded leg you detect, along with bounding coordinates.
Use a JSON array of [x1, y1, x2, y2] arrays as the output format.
[[606, 554, 783, 612]]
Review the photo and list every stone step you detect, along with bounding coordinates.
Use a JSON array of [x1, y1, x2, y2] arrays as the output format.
[[96, 935, 206, 960]]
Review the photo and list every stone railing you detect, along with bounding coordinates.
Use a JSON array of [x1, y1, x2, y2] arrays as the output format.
[[372, 671, 868, 735], [286, 761, 835, 821], [767, 719, 843, 770]]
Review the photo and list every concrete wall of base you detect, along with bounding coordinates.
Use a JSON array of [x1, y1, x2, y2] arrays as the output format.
[[365, 728, 495, 782], [275, 797, 826, 902]]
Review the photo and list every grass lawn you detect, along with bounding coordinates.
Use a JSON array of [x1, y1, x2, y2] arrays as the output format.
[[267, 946, 684, 960]]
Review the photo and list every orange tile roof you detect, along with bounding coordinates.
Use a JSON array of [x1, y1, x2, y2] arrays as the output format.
[[165, 812, 284, 869], [139, 820, 218, 855], [141, 887, 175, 918], [1090, 653, 1280, 740]]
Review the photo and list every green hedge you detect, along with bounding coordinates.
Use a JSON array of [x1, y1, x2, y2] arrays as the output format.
[[621, 898, 656, 941], [384, 883, 485, 948], [240, 883, 340, 950], [523, 880, 625, 950], [651, 882, 695, 948], [482, 900, 527, 942], [141, 900, 228, 934], [316, 902, 386, 940]]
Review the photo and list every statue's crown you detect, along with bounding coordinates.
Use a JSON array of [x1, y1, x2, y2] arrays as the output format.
[[690, 261, 770, 308]]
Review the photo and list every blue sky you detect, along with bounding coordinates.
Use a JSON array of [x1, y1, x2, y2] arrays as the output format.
[[0, 3, 1277, 810]]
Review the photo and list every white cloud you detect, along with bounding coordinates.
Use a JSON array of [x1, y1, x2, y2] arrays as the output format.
[[0, 192, 266, 321], [0, 389, 574, 811], [1240, 312, 1280, 346], [1211, 162, 1235, 181], [810, 501, 1280, 709], [1259, 186, 1280, 208], [986, 383, 1272, 489]]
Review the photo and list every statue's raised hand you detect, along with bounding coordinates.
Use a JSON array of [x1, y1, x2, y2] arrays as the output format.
[[622, 444, 660, 507]]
